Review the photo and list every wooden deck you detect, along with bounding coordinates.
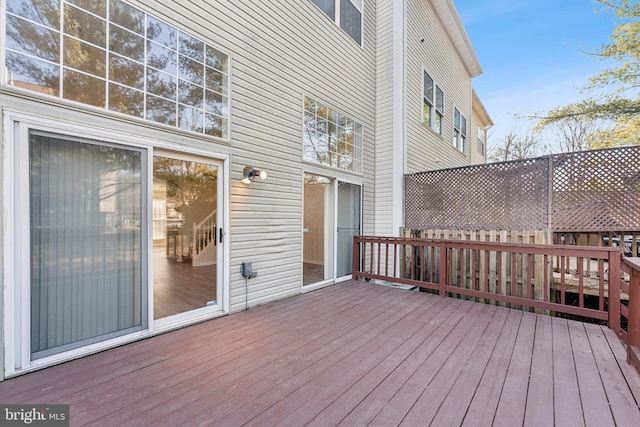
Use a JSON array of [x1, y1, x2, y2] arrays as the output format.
[[2, 281, 640, 426]]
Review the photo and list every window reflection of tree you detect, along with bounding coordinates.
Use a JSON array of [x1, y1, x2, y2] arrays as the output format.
[[5, 0, 228, 135], [303, 97, 357, 171], [153, 157, 217, 234]]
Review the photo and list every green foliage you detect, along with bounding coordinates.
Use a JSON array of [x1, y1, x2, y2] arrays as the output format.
[[539, 0, 640, 147]]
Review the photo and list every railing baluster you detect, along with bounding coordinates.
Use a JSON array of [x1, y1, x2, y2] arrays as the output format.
[[599, 258, 605, 311], [578, 257, 584, 308]]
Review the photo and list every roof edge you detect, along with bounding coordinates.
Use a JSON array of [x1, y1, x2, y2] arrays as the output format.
[[430, 0, 483, 77]]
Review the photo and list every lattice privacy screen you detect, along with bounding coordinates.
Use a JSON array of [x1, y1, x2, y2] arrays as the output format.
[[405, 146, 640, 232]]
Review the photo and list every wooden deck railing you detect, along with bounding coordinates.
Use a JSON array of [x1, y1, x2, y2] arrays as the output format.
[[353, 236, 628, 335], [620, 258, 640, 375]]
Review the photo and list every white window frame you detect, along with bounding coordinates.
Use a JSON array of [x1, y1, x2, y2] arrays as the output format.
[[309, 0, 364, 46], [422, 69, 444, 136], [453, 107, 467, 153], [478, 126, 485, 155]]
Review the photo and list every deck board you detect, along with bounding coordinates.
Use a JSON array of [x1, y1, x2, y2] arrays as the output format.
[[524, 314, 554, 427], [461, 309, 523, 427], [493, 311, 537, 426], [1, 281, 639, 426], [551, 317, 585, 427]]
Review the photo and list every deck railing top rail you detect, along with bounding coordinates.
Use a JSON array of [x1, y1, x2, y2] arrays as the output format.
[[353, 235, 624, 346]]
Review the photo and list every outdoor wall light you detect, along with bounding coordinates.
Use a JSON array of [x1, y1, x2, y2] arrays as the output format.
[[242, 166, 268, 184]]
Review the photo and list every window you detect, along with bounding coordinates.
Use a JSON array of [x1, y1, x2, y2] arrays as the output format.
[[4, 0, 230, 139], [423, 71, 443, 135], [311, 0, 363, 45], [453, 108, 467, 153], [478, 126, 485, 155], [303, 95, 363, 173]]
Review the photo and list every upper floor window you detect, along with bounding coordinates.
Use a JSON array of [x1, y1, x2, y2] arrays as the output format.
[[303, 95, 363, 173], [4, 0, 230, 139], [423, 71, 443, 135], [311, 0, 363, 45], [453, 108, 467, 153], [478, 126, 485, 155]]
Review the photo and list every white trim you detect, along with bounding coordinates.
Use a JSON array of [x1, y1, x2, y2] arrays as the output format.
[[430, 0, 482, 77], [0, 0, 6, 86], [391, 0, 406, 237], [2, 112, 16, 375]]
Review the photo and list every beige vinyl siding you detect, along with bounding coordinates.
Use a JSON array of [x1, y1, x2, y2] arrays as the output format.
[[1, 0, 376, 314], [131, 0, 377, 311], [405, 0, 474, 173], [374, 0, 397, 236]]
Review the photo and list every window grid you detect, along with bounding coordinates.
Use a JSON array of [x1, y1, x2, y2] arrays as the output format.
[[303, 95, 363, 174], [310, 0, 363, 45], [5, 0, 230, 139], [423, 70, 443, 136], [453, 108, 467, 153]]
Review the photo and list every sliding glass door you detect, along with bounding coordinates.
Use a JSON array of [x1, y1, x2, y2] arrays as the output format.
[[303, 173, 361, 287], [29, 133, 146, 359], [337, 182, 361, 277]]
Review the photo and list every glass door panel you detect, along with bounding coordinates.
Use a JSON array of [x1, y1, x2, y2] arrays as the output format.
[[303, 174, 334, 286], [30, 133, 145, 360], [152, 155, 219, 319], [337, 182, 361, 278]]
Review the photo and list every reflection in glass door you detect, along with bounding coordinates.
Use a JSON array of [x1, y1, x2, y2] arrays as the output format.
[[303, 174, 361, 287], [153, 155, 220, 319], [337, 182, 362, 277], [303, 174, 334, 286]]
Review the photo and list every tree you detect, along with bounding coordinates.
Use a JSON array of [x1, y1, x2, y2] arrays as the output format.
[[487, 127, 546, 162], [538, 0, 640, 146], [535, 115, 598, 152]]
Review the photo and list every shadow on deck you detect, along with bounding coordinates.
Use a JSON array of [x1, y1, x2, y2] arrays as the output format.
[[2, 281, 640, 426]]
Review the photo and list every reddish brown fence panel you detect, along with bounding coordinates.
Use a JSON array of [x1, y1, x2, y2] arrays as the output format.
[[405, 146, 640, 233], [354, 236, 619, 324], [552, 148, 640, 232], [404, 158, 550, 230]]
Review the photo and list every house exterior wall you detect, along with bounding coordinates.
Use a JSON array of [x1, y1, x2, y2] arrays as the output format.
[[471, 89, 493, 165], [405, 0, 474, 174], [0, 0, 488, 379], [0, 0, 376, 377]]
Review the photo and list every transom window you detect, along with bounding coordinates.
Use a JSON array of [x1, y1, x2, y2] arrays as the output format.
[[310, 0, 363, 45], [303, 95, 363, 173], [423, 71, 443, 135], [453, 108, 467, 153], [4, 0, 230, 139]]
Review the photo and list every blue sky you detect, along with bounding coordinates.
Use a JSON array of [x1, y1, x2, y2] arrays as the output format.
[[454, 0, 617, 146]]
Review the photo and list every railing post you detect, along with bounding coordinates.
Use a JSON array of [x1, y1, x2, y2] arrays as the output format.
[[352, 236, 360, 280], [439, 244, 447, 297], [628, 261, 640, 350], [608, 251, 621, 336]]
